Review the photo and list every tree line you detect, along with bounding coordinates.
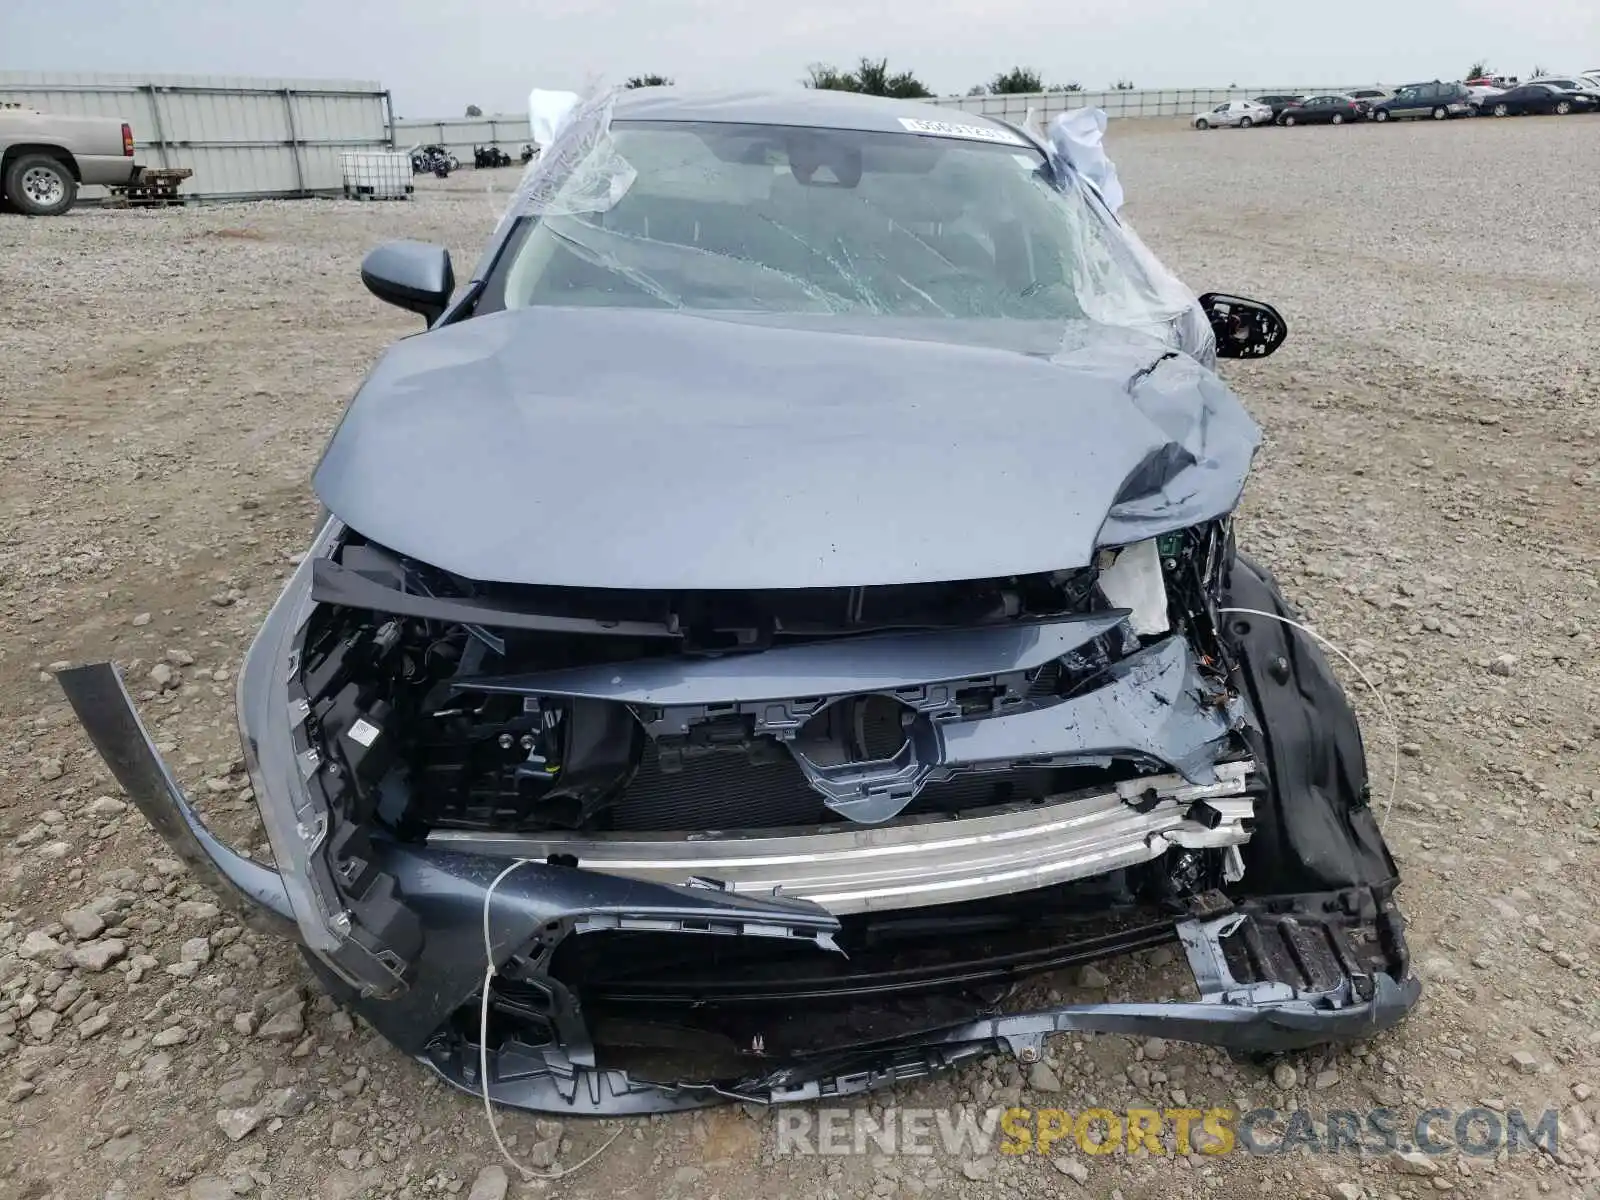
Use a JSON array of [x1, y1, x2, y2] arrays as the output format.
[[460, 64, 1144, 114], [618, 62, 1128, 97], [467, 59, 1567, 114]]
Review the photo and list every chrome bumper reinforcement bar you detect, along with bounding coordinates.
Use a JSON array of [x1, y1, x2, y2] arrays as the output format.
[[428, 762, 1256, 914]]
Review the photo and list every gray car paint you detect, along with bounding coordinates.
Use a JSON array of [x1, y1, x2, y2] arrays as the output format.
[[935, 634, 1240, 785], [313, 307, 1259, 590], [460, 612, 1128, 706], [607, 87, 1027, 136]]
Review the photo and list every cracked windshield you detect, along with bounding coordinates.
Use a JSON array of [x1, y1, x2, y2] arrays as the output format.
[[494, 120, 1171, 325]]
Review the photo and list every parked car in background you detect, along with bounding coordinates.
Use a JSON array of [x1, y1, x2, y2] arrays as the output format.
[[0, 105, 139, 215], [1524, 77, 1600, 100], [1466, 74, 1518, 89], [1278, 94, 1368, 125], [1191, 99, 1274, 129], [1370, 81, 1472, 121], [1347, 88, 1391, 106], [1252, 94, 1305, 121], [1481, 83, 1598, 116], [1465, 84, 1506, 113]]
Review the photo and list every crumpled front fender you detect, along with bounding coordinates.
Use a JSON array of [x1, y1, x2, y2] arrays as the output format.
[[56, 662, 296, 935]]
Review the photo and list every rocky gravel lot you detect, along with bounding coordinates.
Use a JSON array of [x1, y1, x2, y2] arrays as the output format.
[[0, 115, 1597, 1200]]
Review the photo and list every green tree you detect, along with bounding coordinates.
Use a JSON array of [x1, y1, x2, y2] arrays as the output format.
[[625, 74, 674, 88], [464, 104, 482, 117], [1530, 64, 1548, 77], [804, 58, 932, 99], [1112, 78, 1136, 90], [1466, 60, 1489, 78], [989, 66, 1045, 94], [804, 63, 855, 91], [1060, 81, 1084, 92], [966, 83, 989, 96]]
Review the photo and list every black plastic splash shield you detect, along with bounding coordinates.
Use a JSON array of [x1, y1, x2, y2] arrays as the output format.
[[393, 893, 1419, 1114]]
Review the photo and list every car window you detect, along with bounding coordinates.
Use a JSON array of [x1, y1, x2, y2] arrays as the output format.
[[1214, 104, 1230, 112], [485, 119, 1195, 336]]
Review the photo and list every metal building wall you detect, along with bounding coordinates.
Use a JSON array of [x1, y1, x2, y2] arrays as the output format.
[[393, 114, 531, 160], [0, 72, 394, 200]]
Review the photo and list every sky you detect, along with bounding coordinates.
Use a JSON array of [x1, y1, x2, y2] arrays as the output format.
[[4, 0, 1597, 118]]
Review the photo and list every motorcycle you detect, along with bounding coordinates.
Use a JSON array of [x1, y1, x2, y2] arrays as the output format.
[[473, 145, 513, 169], [409, 145, 455, 178]]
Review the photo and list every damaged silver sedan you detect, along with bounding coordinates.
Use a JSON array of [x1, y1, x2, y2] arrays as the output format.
[[59, 87, 1417, 1115]]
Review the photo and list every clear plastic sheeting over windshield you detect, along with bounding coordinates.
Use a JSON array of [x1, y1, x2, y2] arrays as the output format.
[[503, 87, 636, 221], [490, 114, 1213, 357]]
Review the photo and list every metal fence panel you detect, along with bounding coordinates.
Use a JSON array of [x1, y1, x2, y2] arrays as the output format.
[[0, 71, 393, 200], [394, 83, 1383, 158], [392, 114, 533, 159]]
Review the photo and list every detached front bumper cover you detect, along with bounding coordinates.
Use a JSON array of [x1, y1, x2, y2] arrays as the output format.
[[58, 658, 1419, 1115]]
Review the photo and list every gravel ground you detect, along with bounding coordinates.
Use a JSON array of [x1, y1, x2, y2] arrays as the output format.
[[1, 115, 1596, 1200]]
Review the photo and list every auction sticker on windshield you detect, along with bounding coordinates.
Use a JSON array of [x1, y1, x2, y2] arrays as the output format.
[[897, 117, 1027, 145]]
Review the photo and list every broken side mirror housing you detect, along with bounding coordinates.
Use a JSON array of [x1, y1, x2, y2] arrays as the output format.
[[1200, 293, 1288, 359], [361, 240, 454, 325]]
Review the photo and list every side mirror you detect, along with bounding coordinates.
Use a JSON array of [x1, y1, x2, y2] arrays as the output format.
[[1198, 293, 1288, 359], [360, 240, 454, 325]]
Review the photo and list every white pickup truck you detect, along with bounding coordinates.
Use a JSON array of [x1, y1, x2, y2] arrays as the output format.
[[0, 105, 140, 215]]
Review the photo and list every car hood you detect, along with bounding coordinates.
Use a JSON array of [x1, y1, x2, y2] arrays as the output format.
[[312, 307, 1260, 589]]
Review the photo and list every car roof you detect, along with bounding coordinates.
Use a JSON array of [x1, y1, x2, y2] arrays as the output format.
[[610, 87, 1026, 138]]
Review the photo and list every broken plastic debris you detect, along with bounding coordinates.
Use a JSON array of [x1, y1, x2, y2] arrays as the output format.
[[1048, 109, 1124, 214], [505, 87, 636, 219], [1097, 538, 1171, 636]]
